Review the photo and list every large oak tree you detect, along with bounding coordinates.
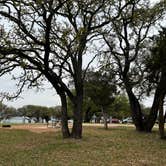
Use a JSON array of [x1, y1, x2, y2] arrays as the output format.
[[102, 0, 165, 132], [0, 0, 127, 138]]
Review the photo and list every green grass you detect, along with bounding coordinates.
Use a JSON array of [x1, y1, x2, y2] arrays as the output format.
[[0, 126, 165, 166]]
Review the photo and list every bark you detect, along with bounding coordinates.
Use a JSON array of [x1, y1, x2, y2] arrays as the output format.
[[125, 85, 145, 131], [44, 72, 71, 138], [144, 88, 163, 132], [71, 94, 83, 139], [60, 92, 71, 138], [158, 96, 165, 139], [125, 79, 166, 132]]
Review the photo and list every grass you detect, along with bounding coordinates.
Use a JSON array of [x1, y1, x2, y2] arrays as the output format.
[[0, 126, 165, 166]]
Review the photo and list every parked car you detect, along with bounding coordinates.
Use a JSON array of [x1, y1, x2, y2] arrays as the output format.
[[122, 117, 133, 124], [111, 118, 120, 123]]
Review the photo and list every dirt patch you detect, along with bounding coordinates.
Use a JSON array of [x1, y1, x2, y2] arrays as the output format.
[[0, 123, 136, 133], [6, 124, 61, 133]]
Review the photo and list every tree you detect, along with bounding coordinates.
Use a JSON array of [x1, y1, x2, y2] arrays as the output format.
[[18, 105, 42, 122], [0, 101, 16, 120], [145, 28, 166, 138], [49, 106, 62, 120], [102, 0, 165, 132], [67, 88, 99, 122], [0, 0, 117, 138], [110, 94, 131, 120], [83, 97, 98, 123], [18, 105, 61, 125], [84, 70, 117, 129]]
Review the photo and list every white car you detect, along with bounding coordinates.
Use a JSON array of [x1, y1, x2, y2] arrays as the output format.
[[122, 117, 133, 124]]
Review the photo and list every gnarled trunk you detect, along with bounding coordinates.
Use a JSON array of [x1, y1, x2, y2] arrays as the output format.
[[126, 85, 145, 131], [126, 76, 166, 133], [60, 92, 71, 138]]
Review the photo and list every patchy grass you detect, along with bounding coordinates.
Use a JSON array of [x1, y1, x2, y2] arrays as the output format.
[[0, 126, 165, 166]]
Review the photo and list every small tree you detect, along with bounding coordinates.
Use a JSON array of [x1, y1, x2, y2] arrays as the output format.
[[110, 94, 130, 120], [85, 70, 117, 129]]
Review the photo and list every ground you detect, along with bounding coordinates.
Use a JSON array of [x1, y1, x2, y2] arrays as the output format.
[[0, 123, 165, 166], [2, 123, 134, 133]]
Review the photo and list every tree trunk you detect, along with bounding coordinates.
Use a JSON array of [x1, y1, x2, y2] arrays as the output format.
[[60, 92, 71, 138], [71, 95, 83, 139], [84, 107, 91, 123], [101, 107, 108, 130], [158, 96, 165, 139], [126, 86, 145, 131], [144, 89, 163, 132]]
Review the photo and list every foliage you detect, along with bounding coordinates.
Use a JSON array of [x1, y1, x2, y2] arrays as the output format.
[[0, 101, 17, 120], [17, 105, 61, 122], [67, 88, 99, 122], [110, 94, 131, 119], [85, 70, 117, 110], [84, 70, 118, 129], [102, 0, 165, 97], [145, 27, 166, 92]]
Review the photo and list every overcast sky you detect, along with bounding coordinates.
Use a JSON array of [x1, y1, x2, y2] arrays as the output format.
[[0, 71, 154, 109], [0, 73, 61, 108]]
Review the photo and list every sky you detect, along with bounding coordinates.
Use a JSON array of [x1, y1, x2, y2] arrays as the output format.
[[0, 70, 153, 109], [0, 74, 61, 108]]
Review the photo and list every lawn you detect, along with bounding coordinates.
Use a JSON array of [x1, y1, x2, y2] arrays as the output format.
[[0, 125, 165, 166]]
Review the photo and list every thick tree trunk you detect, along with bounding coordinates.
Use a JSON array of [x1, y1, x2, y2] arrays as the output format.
[[126, 85, 166, 133], [126, 86, 145, 131], [60, 92, 71, 138], [144, 89, 162, 132], [71, 95, 83, 139], [159, 103, 165, 139], [44, 71, 72, 138], [158, 96, 165, 139]]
